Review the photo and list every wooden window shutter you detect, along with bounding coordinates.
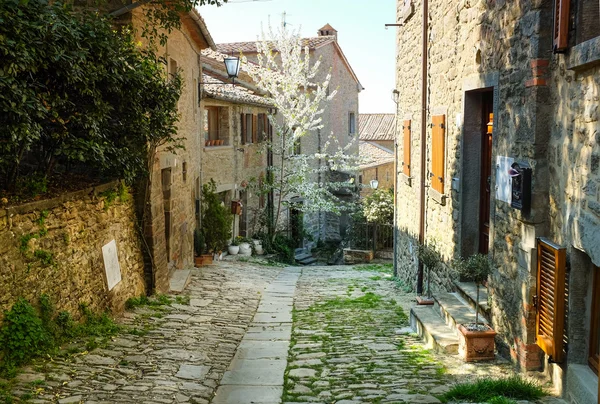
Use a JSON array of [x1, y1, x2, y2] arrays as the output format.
[[553, 0, 570, 52], [431, 115, 445, 194], [240, 113, 246, 145], [536, 238, 566, 363], [252, 114, 258, 143], [403, 120, 411, 177]]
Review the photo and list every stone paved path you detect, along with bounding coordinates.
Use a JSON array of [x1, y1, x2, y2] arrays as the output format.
[[5, 260, 568, 404], [7, 261, 281, 403], [212, 267, 300, 404], [285, 264, 567, 404]]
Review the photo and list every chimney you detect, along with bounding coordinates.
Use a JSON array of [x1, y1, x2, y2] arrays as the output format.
[[317, 24, 337, 41]]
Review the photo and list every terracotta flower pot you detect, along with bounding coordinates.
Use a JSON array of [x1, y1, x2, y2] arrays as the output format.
[[457, 323, 496, 362], [194, 256, 203, 267]]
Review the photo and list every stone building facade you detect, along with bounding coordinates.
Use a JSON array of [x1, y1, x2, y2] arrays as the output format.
[[216, 24, 363, 245], [359, 141, 395, 198], [394, 0, 599, 402], [118, 6, 215, 292], [199, 56, 272, 240]]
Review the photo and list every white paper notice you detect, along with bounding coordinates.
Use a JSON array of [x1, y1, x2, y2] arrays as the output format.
[[495, 156, 514, 204], [102, 239, 122, 291]]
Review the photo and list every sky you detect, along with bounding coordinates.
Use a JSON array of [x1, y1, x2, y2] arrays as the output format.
[[199, 0, 397, 114]]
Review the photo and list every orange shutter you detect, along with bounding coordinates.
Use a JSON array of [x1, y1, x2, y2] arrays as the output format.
[[431, 115, 445, 194], [240, 114, 246, 145], [252, 114, 258, 143], [553, 0, 570, 52], [536, 238, 566, 363], [403, 120, 411, 177]]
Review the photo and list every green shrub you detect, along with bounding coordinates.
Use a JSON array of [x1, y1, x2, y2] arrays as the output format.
[[201, 179, 233, 253], [0, 299, 51, 370]]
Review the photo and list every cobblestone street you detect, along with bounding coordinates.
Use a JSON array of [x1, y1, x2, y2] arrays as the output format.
[[5, 260, 566, 404]]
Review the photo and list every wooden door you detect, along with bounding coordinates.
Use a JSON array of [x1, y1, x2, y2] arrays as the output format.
[[478, 93, 493, 254]]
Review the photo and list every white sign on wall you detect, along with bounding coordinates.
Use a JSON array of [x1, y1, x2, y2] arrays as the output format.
[[495, 156, 514, 204], [102, 239, 122, 291]]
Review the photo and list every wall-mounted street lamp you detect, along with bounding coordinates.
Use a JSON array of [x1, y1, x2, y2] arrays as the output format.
[[201, 54, 241, 85], [391, 89, 400, 104], [370, 179, 379, 190]]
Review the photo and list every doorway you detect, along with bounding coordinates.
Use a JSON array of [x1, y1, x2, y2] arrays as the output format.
[[478, 92, 494, 254], [460, 88, 494, 258], [290, 205, 304, 249]]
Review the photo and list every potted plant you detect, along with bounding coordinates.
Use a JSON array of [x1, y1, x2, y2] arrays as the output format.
[[238, 236, 252, 256], [201, 179, 233, 261], [416, 242, 441, 305], [228, 238, 240, 255], [453, 253, 496, 362], [194, 228, 212, 266]]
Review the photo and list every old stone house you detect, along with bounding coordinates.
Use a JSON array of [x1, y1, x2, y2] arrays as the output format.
[[359, 114, 397, 197], [216, 24, 363, 246], [199, 51, 273, 240], [359, 141, 395, 198], [393, 0, 599, 402], [108, 4, 216, 292]]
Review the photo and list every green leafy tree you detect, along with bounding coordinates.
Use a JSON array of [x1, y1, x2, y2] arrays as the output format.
[[201, 180, 233, 254], [0, 0, 182, 193], [417, 242, 442, 299]]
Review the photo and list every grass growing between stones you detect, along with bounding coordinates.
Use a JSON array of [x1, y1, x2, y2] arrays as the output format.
[[284, 282, 447, 402], [440, 376, 546, 403], [353, 263, 393, 273]]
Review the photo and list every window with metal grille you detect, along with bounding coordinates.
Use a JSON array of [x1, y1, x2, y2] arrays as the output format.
[[536, 238, 567, 363], [431, 115, 445, 194]]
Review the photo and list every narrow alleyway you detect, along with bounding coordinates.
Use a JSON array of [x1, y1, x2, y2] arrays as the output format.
[[5, 261, 566, 404]]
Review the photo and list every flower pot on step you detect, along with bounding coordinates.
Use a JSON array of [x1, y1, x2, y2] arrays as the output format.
[[228, 245, 240, 255], [201, 254, 213, 265], [194, 256, 203, 267], [457, 323, 496, 362]]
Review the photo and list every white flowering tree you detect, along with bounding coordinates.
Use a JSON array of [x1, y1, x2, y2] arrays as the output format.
[[362, 188, 394, 224], [244, 20, 360, 237]]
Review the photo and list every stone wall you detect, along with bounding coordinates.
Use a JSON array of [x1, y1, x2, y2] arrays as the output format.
[[360, 162, 395, 197], [395, 0, 600, 396], [0, 181, 146, 321], [395, 0, 553, 368]]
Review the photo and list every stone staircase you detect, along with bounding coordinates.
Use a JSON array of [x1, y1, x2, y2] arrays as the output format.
[[410, 281, 490, 354], [294, 248, 318, 266]]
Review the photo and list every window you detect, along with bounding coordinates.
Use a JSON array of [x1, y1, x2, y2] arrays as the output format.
[[403, 120, 411, 177], [293, 138, 301, 155], [536, 238, 567, 363], [589, 266, 600, 372], [241, 113, 254, 144], [431, 114, 446, 194], [204, 106, 229, 146], [349, 112, 356, 135], [257, 113, 268, 143], [169, 58, 178, 78], [553, 0, 570, 51], [574, 0, 600, 45], [182, 162, 187, 182]]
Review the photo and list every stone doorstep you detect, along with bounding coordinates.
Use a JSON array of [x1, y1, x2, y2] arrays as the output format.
[[453, 281, 491, 321], [410, 306, 459, 355], [433, 291, 488, 333], [169, 269, 192, 293]]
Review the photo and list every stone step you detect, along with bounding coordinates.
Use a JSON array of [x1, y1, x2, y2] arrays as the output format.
[[297, 256, 318, 266], [433, 291, 488, 333], [294, 252, 312, 261], [454, 281, 491, 321], [294, 248, 305, 255], [410, 306, 459, 354]]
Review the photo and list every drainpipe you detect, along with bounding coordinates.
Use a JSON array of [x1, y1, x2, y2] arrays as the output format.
[[417, 0, 429, 296]]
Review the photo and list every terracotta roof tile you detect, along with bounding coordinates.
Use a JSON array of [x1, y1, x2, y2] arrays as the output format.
[[216, 36, 335, 54], [201, 74, 271, 106], [359, 141, 394, 169], [359, 114, 396, 141]]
